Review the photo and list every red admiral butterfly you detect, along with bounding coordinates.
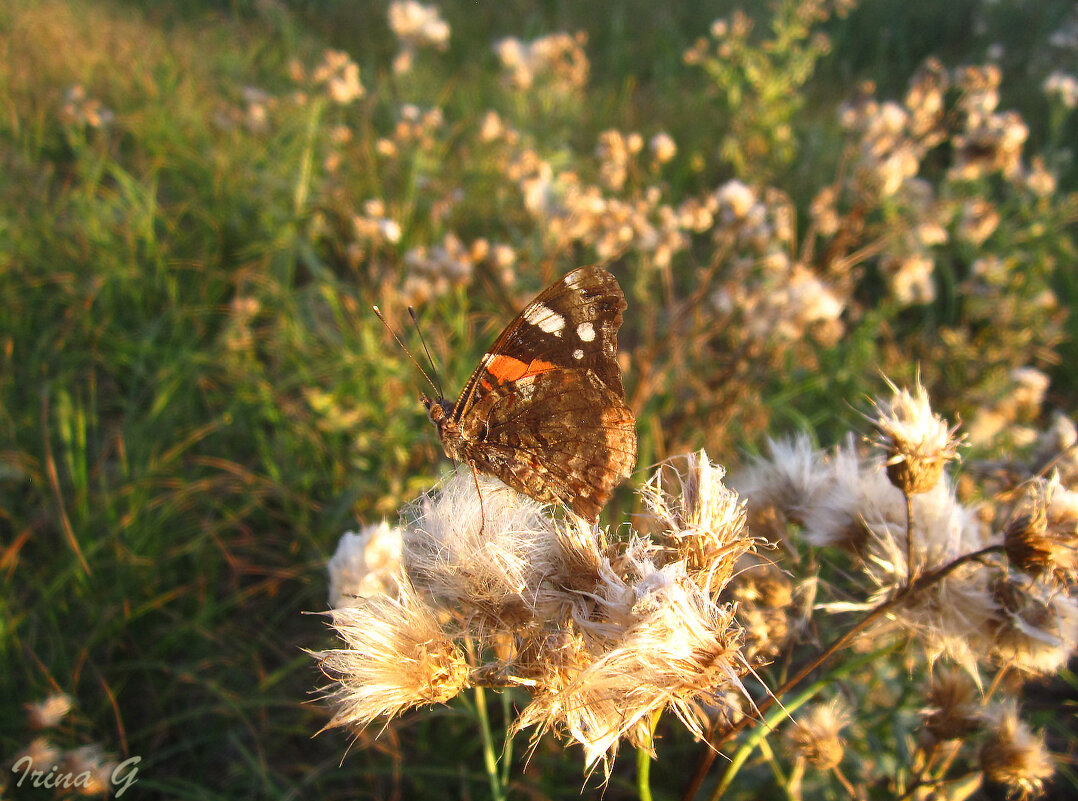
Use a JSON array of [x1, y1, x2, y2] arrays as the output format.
[[422, 266, 637, 522]]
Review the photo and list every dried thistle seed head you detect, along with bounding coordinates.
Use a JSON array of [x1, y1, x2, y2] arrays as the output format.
[[327, 522, 403, 608], [60, 745, 116, 796], [922, 667, 982, 741], [725, 556, 794, 660], [801, 437, 883, 552], [738, 605, 790, 662], [851, 478, 998, 674], [640, 450, 754, 595], [13, 737, 61, 771], [867, 377, 963, 495], [735, 433, 833, 529], [400, 466, 569, 626], [317, 580, 469, 729], [786, 700, 851, 771], [1004, 476, 1078, 584], [739, 434, 823, 523], [989, 576, 1078, 675], [513, 562, 748, 773], [980, 704, 1055, 801], [730, 557, 793, 609], [25, 693, 73, 730]]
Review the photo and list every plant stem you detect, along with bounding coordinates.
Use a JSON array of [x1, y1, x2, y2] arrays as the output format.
[[706, 644, 894, 801], [905, 489, 916, 586], [500, 689, 514, 790], [637, 711, 662, 801], [293, 98, 324, 219], [473, 685, 505, 801]]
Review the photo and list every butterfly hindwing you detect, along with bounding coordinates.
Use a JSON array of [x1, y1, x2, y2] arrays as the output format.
[[459, 368, 636, 521]]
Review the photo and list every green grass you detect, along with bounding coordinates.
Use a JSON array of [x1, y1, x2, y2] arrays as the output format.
[[2, 0, 1077, 798]]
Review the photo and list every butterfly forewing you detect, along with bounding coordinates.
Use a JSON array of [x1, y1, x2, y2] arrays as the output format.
[[452, 265, 628, 420]]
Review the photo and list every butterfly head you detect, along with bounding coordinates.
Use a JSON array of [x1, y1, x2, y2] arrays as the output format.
[[422, 394, 465, 459]]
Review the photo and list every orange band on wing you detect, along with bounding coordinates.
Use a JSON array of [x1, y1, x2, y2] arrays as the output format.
[[486, 355, 556, 384]]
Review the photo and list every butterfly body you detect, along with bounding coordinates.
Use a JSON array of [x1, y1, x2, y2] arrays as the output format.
[[422, 266, 636, 522]]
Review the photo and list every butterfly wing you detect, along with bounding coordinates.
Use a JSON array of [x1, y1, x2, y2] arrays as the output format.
[[459, 369, 636, 521], [453, 265, 629, 419], [448, 265, 636, 521]]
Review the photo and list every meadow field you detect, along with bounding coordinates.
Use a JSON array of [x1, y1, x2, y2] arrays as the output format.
[[2, 0, 1078, 798]]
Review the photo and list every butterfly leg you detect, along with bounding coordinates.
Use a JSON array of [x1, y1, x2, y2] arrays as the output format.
[[470, 461, 486, 536]]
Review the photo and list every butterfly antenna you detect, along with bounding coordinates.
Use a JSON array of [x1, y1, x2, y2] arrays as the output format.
[[408, 307, 444, 399], [372, 305, 441, 397]]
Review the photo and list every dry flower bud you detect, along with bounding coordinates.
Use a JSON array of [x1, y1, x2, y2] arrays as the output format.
[[13, 737, 61, 770], [401, 468, 572, 626], [922, 667, 982, 740], [26, 693, 74, 729], [868, 377, 963, 495], [989, 576, 1078, 675], [60, 744, 116, 796], [513, 562, 747, 772], [327, 522, 403, 607], [786, 701, 850, 770], [980, 704, 1054, 800], [1003, 477, 1078, 584], [641, 450, 754, 595], [735, 433, 833, 529]]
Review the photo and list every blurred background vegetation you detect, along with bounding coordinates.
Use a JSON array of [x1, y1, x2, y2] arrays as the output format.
[[1, 0, 1076, 797]]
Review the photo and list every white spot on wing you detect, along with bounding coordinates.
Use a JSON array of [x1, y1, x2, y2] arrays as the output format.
[[576, 321, 596, 342], [573, 348, 584, 360], [525, 304, 565, 335]]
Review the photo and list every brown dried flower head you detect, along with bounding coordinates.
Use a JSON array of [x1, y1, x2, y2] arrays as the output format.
[[512, 561, 747, 771], [327, 522, 403, 608], [786, 700, 850, 771], [989, 576, 1078, 675], [12, 737, 61, 772], [736, 433, 834, 531], [25, 693, 74, 730], [60, 744, 117, 797], [980, 704, 1055, 800], [401, 468, 573, 626], [868, 376, 963, 495], [921, 667, 982, 741], [1004, 476, 1078, 585], [725, 554, 795, 661], [640, 450, 754, 595]]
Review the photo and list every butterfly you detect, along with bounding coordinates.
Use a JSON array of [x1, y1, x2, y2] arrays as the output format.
[[422, 266, 637, 522]]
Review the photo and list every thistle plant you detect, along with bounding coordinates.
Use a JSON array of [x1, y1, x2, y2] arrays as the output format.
[[318, 453, 755, 782], [318, 377, 1078, 799]]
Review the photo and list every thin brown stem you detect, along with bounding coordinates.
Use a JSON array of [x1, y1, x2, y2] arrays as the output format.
[[905, 489, 916, 586], [922, 667, 1011, 789], [681, 544, 1005, 801], [831, 764, 860, 800], [909, 738, 941, 793], [982, 666, 1009, 705], [929, 737, 964, 790]]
